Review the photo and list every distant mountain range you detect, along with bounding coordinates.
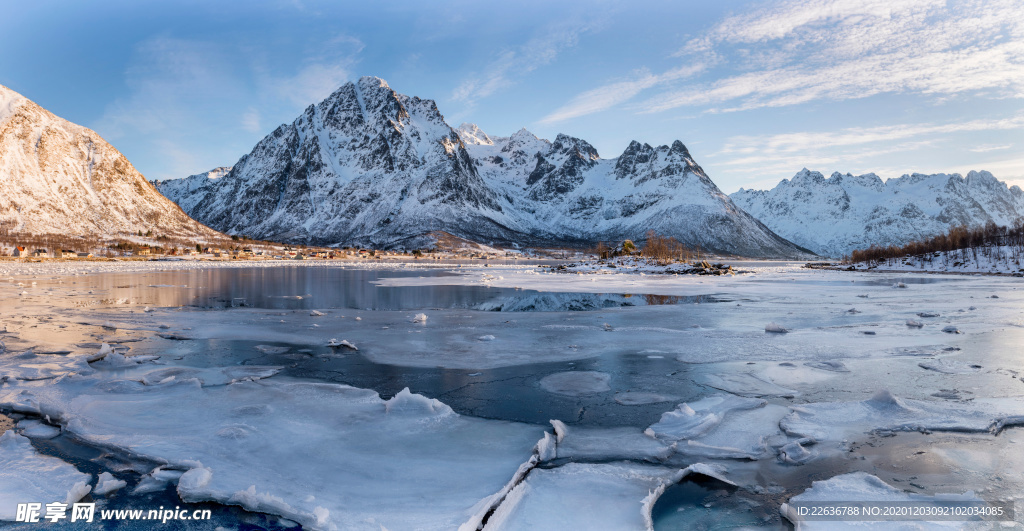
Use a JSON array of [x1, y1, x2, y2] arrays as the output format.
[[153, 76, 809, 258], [5, 78, 1012, 260], [0, 84, 221, 240], [730, 169, 1024, 258]]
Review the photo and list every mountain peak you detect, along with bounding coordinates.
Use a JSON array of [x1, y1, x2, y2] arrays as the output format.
[[457, 123, 493, 146], [510, 127, 537, 141], [0, 85, 222, 239], [0, 84, 29, 124]]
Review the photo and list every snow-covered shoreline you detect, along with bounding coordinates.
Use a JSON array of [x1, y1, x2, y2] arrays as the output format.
[[831, 245, 1024, 277]]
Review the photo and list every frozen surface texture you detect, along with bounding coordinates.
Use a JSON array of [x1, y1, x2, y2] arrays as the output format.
[[0, 356, 544, 530], [2, 261, 1024, 528], [0, 431, 92, 520], [484, 462, 685, 531]]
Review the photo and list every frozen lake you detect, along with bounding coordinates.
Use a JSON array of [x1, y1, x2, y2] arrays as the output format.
[[0, 261, 1021, 529]]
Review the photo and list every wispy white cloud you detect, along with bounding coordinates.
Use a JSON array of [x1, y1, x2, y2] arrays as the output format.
[[451, 18, 604, 107], [711, 116, 1024, 191], [538, 65, 705, 124], [718, 115, 1024, 156], [266, 34, 364, 106], [969, 144, 1012, 153], [241, 107, 262, 133], [639, 0, 1024, 113]]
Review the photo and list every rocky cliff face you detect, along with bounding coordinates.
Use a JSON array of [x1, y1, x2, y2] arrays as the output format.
[[731, 168, 1024, 257], [157, 77, 810, 257], [0, 84, 221, 240]]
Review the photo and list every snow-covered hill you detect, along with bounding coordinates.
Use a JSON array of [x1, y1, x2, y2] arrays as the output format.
[[730, 169, 1024, 258], [156, 77, 809, 258], [0, 84, 222, 240]]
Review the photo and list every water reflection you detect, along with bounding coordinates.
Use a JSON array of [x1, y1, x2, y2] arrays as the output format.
[[54, 267, 726, 311]]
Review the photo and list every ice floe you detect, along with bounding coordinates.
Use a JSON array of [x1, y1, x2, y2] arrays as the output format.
[[702, 373, 799, 398], [538, 371, 611, 396], [0, 432, 92, 521], [781, 390, 1009, 442], [485, 462, 717, 531], [16, 418, 60, 439], [1, 370, 544, 530], [93, 471, 127, 496], [613, 392, 680, 405]]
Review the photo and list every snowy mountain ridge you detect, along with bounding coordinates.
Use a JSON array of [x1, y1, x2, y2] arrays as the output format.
[[156, 76, 809, 257], [730, 168, 1024, 258], [0, 84, 222, 240]]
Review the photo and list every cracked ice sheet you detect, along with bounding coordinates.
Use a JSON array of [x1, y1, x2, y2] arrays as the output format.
[[781, 391, 1024, 442], [484, 462, 690, 531], [0, 431, 92, 521], [781, 472, 985, 530], [1, 367, 544, 531]]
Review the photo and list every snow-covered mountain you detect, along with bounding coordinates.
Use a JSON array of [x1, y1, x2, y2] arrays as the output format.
[[730, 169, 1024, 258], [0, 84, 222, 240], [157, 76, 808, 257]]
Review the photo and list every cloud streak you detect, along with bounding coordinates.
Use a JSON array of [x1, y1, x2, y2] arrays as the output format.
[[538, 65, 704, 124], [451, 18, 604, 107], [640, 0, 1024, 113]]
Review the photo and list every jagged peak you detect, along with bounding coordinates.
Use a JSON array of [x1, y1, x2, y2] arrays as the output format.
[[457, 123, 494, 146], [965, 170, 999, 186], [357, 76, 390, 91], [510, 127, 539, 141], [669, 140, 691, 156], [552, 133, 599, 160]]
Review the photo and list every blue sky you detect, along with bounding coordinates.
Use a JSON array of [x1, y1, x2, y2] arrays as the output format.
[[2, 0, 1022, 192]]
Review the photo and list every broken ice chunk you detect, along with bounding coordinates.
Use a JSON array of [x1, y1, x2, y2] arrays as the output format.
[[0, 432, 92, 520], [16, 418, 60, 439], [326, 339, 358, 351], [905, 319, 924, 328], [412, 313, 428, 323], [484, 462, 689, 531], [764, 322, 789, 333], [94, 471, 127, 496]]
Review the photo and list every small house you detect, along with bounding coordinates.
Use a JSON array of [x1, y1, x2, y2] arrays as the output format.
[[13, 246, 26, 257], [32, 249, 48, 258]]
